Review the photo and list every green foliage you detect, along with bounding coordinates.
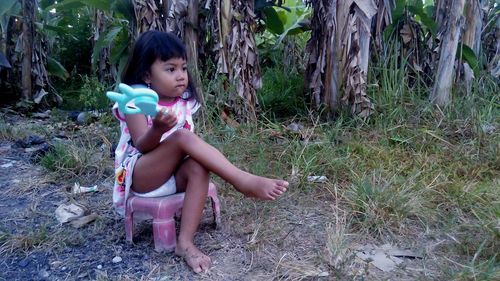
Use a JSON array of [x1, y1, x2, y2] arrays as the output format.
[[45, 0, 134, 81], [407, 1, 436, 35], [259, 0, 311, 45], [46, 0, 112, 12], [257, 62, 307, 119], [41, 5, 93, 78], [262, 7, 284, 34], [78, 75, 109, 110], [385, 0, 436, 40], [0, 0, 20, 36], [458, 43, 480, 76], [385, 0, 480, 78], [46, 56, 69, 80], [59, 74, 109, 111]]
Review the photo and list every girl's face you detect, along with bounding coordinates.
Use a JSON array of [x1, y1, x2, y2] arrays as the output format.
[[145, 57, 188, 100]]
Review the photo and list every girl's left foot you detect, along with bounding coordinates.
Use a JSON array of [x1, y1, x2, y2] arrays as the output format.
[[175, 242, 211, 273], [235, 174, 289, 200]]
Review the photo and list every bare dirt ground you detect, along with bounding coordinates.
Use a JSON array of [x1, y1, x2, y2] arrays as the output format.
[[0, 113, 447, 281]]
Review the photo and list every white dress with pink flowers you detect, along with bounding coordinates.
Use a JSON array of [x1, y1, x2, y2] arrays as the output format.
[[111, 86, 200, 216]]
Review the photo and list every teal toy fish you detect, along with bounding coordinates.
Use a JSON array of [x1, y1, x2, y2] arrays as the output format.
[[106, 83, 159, 116]]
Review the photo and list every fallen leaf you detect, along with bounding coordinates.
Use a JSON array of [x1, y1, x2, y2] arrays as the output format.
[[70, 213, 98, 228]]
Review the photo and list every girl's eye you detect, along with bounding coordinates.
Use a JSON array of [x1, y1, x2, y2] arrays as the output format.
[[182, 66, 187, 71], [166, 68, 175, 72]]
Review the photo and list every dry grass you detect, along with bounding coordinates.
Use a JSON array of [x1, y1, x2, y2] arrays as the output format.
[[1, 78, 498, 280]]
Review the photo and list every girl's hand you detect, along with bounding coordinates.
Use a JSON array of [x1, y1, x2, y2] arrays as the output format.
[[152, 108, 177, 133]]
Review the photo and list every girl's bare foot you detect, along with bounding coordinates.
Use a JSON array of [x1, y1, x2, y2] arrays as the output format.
[[175, 242, 211, 273], [235, 173, 289, 200]]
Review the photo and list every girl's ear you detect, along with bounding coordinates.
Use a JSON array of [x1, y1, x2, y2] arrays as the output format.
[[143, 71, 151, 84]]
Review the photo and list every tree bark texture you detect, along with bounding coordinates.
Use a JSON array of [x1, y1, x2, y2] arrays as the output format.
[[21, 0, 34, 100], [306, 0, 376, 118], [463, 0, 487, 55], [93, 10, 110, 82], [185, 0, 204, 105], [430, 0, 466, 106], [461, 0, 488, 91]]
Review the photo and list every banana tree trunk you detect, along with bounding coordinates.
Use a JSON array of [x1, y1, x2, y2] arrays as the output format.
[[373, 0, 394, 52], [306, 0, 375, 118], [161, 0, 172, 17], [185, 0, 204, 105], [430, 0, 466, 106], [93, 10, 109, 82], [21, 0, 34, 100], [133, 0, 164, 36], [491, 15, 500, 78], [461, 0, 487, 91], [215, 0, 231, 75], [306, 0, 338, 111], [164, 0, 187, 36], [210, 0, 260, 122], [463, 0, 487, 55], [229, 1, 261, 122], [435, 0, 447, 32]]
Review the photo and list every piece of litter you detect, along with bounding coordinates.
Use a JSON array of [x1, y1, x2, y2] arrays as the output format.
[[287, 122, 304, 132], [481, 124, 496, 135], [112, 256, 122, 263], [356, 249, 402, 272], [384, 248, 423, 259], [0, 145, 12, 153], [55, 203, 85, 223], [307, 175, 328, 183], [50, 261, 62, 266], [72, 183, 98, 194], [0, 163, 13, 168], [97, 265, 102, 269], [39, 269, 50, 278], [70, 213, 98, 228], [356, 244, 420, 272]]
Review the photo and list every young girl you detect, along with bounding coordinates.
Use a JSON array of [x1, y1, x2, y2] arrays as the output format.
[[112, 31, 289, 274]]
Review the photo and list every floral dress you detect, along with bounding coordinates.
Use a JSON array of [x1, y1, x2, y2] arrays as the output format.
[[111, 86, 199, 216]]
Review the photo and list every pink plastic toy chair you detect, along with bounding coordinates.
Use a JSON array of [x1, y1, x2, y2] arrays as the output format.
[[124, 183, 221, 252]]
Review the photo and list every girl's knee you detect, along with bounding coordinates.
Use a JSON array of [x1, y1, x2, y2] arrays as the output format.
[[169, 129, 196, 146]]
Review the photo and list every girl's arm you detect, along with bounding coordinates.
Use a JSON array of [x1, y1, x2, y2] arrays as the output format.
[[126, 110, 177, 153]]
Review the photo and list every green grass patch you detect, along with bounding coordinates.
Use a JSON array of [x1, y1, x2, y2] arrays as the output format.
[[257, 64, 308, 120], [0, 226, 49, 255], [58, 75, 111, 111], [196, 57, 498, 276], [41, 137, 111, 182]]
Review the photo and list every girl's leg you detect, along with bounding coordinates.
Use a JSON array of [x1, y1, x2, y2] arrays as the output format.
[[173, 158, 211, 273], [133, 129, 288, 199]]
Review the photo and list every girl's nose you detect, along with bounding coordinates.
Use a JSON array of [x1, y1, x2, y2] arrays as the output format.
[[176, 72, 186, 81]]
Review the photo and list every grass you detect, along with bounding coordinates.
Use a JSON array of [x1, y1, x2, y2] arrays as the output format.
[[1, 56, 498, 279], [38, 120, 115, 182], [0, 225, 50, 255], [232, 53, 496, 277], [257, 65, 308, 119], [196, 43, 498, 278], [343, 172, 428, 236], [0, 118, 51, 141]]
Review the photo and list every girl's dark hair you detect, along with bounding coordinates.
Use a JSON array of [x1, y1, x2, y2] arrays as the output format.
[[121, 30, 199, 102]]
